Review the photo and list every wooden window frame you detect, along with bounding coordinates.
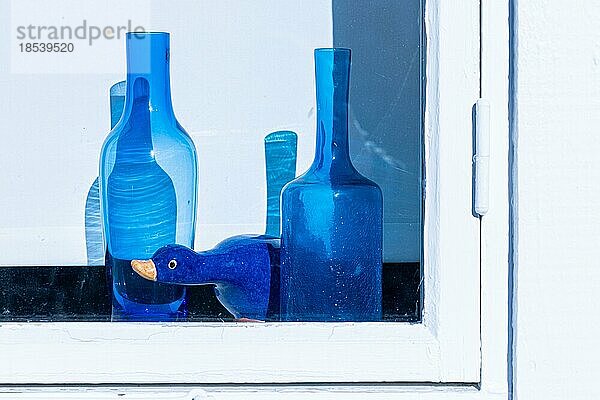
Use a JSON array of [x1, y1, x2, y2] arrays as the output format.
[[0, 1, 511, 397]]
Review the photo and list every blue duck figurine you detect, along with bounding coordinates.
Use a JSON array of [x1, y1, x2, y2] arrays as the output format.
[[131, 235, 280, 321]]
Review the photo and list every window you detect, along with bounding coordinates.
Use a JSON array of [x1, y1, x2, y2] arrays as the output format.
[[0, 0, 481, 385]]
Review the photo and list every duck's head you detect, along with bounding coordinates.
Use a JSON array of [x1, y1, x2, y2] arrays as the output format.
[[131, 244, 197, 284]]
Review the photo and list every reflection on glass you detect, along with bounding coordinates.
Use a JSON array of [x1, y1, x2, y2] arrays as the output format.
[[334, 0, 423, 264], [2, 2, 425, 324]]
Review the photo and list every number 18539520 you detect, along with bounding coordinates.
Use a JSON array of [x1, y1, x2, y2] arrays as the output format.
[[19, 42, 74, 53]]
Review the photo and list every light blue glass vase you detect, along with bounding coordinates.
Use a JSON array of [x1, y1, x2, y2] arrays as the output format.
[[99, 32, 198, 321], [280, 48, 383, 321], [264, 130, 297, 237], [85, 81, 126, 266]]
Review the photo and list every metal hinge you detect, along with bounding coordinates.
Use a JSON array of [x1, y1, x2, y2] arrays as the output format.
[[474, 99, 490, 216]]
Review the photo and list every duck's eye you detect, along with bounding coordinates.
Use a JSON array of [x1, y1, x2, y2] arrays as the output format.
[[168, 259, 177, 269]]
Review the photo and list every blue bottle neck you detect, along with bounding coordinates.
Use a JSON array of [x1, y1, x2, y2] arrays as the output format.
[[122, 32, 175, 122], [311, 48, 353, 174]]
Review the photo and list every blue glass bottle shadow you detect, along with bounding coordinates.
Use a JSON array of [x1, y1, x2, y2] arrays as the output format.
[[85, 81, 126, 266]]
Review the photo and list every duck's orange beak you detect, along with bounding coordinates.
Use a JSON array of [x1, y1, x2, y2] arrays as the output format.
[[131, 259, 157, 281]]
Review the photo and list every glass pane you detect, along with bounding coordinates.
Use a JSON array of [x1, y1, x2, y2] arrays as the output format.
[[334, 0, 423, 264], [0, 0, 423, 322]]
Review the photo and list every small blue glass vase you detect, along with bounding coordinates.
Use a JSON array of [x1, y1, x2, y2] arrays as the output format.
[[99, 32, 198, 321], [280, 48, 383, 321], [85, 81, 126, 267], [264, 130, 297, 237]]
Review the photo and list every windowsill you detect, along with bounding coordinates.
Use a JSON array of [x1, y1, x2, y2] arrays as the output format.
[[0, 263, 421, 323]]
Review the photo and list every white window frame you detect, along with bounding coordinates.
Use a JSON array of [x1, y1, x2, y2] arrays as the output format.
[[0, 0, 511, 394]]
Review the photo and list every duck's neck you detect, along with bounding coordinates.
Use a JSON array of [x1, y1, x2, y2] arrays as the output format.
[[185, 252, 242, 285]]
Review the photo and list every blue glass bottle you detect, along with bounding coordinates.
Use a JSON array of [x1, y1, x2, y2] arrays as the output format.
[[280, 48, 383, 321], [99, 32, 198, 321]]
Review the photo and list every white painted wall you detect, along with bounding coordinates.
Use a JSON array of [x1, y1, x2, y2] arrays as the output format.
[[0, 0, 332, 265], [512, 1, 600, 399]]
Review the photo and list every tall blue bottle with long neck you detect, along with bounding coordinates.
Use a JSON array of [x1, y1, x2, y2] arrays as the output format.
[[280, 48, 383, 321], [99, 32, 198, 321]]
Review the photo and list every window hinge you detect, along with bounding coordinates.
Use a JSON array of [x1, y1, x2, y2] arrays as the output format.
[[474, 98, 490, 216]]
